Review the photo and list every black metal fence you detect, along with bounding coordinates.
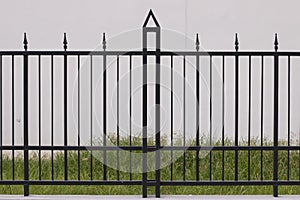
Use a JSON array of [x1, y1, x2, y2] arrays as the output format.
[[0, 10, 299, 198]]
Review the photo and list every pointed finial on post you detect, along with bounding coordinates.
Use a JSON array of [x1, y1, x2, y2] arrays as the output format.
[[23, 33, 28, 51], [235, 33, 239, 52], [63, 33, 68, 51], [274, 33, 279, 52], [195, 33, 200, 52], [143, 9, 160, 27], [102, 32, 106, 51]]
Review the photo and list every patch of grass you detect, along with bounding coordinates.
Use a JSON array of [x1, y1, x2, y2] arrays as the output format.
[[0, 136, 300, 195]]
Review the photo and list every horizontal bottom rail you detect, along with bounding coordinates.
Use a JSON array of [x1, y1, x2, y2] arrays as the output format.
[[160, 181, 300, 186], [0, 180, 299, 186], [0, 180, 142, 185]]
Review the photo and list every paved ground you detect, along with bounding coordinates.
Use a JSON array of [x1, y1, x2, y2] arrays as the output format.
[[0, 196, 299, 200]]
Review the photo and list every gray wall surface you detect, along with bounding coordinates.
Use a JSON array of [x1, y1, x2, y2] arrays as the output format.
[[0, 0, 300, 147]]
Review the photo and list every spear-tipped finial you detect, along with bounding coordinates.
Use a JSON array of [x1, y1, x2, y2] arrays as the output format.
[[23, 33, 28, 51], [195, 33, 200, 52], [102, 32, 106, 51], [63, 33, 68, 51], [274, 33, 279, 52], [235, 33, 239, 52]]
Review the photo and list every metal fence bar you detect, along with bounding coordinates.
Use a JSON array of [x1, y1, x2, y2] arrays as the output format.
[[287, 55, 291, 181], [196, 51, 200, 182], [209, 55, 213, 181], [102, 33, 107, 181], [195, 34, 200, 181], [63, 38, 68, 181], [117, 55, 120, 181], [222, 55, 225, 181], [183, 55, 186, 181], [235, 34, 239, 181], [51, 55, 54, 181], [0, 55, 2, 181], [248, 55, 251, 181], [170, 55, 173, 181], [129, 55, 132, 181], [12, 55, 15, 181], [23, 33, 29, 196], [78, 55, 81, 181], [273, 33, 279, 197], [38, 55, 42, 181], [90, 55, 93, 181], [260, 55, 264, 181]]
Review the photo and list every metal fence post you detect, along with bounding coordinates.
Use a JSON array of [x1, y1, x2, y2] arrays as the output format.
[[155, 23, 161, 199], [142, 10, 161, 198], [273, 33, 279, 197], [23, 33, 29, 196]]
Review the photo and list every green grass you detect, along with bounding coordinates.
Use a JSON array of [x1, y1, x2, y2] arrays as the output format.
[[1, 135, 300, 195]]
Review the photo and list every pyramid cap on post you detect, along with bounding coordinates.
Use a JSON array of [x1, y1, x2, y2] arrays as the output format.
[[143, 9, 160, 27]]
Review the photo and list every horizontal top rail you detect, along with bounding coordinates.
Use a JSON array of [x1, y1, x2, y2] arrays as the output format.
[[0, 50, 299, 56]]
